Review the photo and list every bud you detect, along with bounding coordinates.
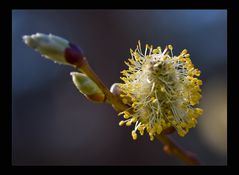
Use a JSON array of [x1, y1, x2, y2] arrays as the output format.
[[23, 33, 85, 67], [70, 72, 105, 103], [110, 83, 122, 96]]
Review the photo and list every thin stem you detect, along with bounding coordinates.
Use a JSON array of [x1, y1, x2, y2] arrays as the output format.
[[155, 134, 200, 165], [76, 59, 200, 165], [77, 61, 127, 112]]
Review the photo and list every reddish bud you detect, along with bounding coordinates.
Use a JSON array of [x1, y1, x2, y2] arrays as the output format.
[[64, 43, 86, 67]]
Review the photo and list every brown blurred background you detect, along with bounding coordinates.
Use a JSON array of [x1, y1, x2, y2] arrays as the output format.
[[12, 10, 227, 165]]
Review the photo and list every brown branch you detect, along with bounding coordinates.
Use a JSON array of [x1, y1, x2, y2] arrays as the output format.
[[155, 134, 200, 165], [76, 61, 127, 112]]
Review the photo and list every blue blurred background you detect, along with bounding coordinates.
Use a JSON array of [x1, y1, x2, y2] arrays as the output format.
[[12, 10, 227, 165]]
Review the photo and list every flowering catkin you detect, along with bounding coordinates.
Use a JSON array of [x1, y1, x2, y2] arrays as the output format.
[[118, 41, 203, 141]]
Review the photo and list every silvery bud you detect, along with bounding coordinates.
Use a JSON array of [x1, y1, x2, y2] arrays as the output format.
[[23, 33, 86, 67]]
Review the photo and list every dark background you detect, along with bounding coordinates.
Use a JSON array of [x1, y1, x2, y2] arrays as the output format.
[[12, 10, 227, 165]]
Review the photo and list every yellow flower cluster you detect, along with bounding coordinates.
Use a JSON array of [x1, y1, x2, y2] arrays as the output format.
[[118, 41, 203, 141]]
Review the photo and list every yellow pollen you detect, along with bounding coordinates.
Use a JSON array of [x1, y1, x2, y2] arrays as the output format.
[[131, 130, 137, 140]]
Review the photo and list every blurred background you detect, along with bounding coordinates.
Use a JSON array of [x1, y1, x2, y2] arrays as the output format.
[[12, 10, 227, 165]]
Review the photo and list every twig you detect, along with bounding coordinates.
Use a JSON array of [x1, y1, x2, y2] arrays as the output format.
[[155, 134, 200, 165], [76, 61, 127, 112]]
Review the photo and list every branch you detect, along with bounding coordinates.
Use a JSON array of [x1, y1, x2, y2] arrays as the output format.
[[155, 134, 200, 165], [76, 62, 128, 112], [22, 33, 201, 165]]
